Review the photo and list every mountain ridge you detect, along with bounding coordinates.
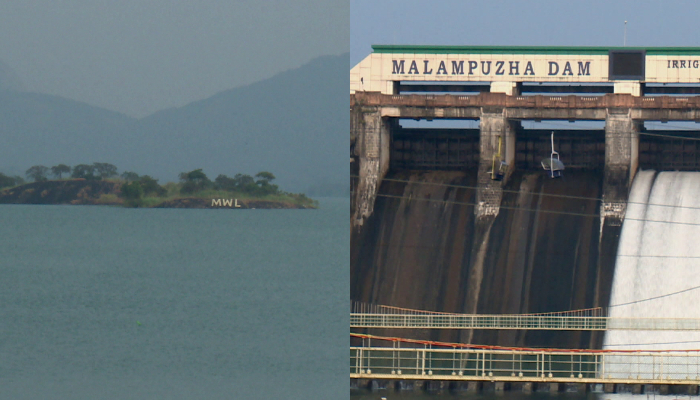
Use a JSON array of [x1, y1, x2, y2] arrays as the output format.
[[0, 53, 349, 194]]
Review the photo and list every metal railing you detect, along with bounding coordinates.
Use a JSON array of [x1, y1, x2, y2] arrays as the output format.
[[351, 346, 700, 383], [351, 313, 700, 331], [351, 301, 603, 317], [350, 302, 700, 331], [351, 313, 607, 330]]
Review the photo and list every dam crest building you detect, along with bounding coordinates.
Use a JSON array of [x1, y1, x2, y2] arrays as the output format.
[[350, 45, 700, 227]]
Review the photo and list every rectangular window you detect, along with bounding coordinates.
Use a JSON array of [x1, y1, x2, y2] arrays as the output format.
[[609, 50, 645, 80]]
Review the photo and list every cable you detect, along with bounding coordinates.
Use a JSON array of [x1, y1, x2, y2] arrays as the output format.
[[608, 284, 700, 308], [373, 192, 598, 218], [351, 332, 700, 353], [352, 174, 700, 213], [355, 241, 700, 259], [364, 192, 700, 226], [606, 340, 700, 347], [617, 254, 700, 258], [639, 131, 700, 141]]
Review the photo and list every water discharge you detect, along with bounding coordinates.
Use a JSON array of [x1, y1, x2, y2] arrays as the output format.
[[605, 171, 700, 351]]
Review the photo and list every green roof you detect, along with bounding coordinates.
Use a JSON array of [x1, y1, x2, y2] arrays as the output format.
[[371, 45, 700, 56]]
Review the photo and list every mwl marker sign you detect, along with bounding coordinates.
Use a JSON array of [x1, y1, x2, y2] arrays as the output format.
[[211, 199, 241, 207]]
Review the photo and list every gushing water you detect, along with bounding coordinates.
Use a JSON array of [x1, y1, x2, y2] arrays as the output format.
[[605, 171, 700, 351]]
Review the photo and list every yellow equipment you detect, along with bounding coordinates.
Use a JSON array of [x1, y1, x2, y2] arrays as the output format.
[[490, 135, 508, 181]]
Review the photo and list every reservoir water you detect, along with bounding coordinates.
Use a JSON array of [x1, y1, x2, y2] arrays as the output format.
[[0, 198, 348, 399]]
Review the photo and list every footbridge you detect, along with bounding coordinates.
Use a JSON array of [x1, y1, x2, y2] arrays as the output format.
[[350, 334, 700, 395], [351, 333, 700, 392], [350, 303, 700, 331]]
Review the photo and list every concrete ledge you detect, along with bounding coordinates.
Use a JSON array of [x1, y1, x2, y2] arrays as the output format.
[[632, 384, 643, 394], [510, 382, 533, 393], [352, 379, 700, 395], [370, 379, 390, 391], [425, 380, 449, 393], [565, 383, 587, 393]]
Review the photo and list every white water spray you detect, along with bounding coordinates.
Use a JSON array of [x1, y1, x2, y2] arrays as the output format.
[[605, 171, 700, 351]]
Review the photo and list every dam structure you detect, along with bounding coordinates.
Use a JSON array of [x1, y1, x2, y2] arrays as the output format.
[[350, 45, 700, 379]]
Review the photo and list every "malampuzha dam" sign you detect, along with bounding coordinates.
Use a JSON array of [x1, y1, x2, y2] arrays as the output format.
[[390, 59, 592, 77], [351, 45, 700, 95]]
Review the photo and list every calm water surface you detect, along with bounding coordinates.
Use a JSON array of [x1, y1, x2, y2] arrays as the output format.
[[0, 198, 348, 399]]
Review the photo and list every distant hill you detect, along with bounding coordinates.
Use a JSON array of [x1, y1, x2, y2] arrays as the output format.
[[0, 91, 137, 177], [0, 53, 349, 194]]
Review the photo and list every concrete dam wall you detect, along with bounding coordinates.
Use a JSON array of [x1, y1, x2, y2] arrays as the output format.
[[351, 169, 618, 349], [349, 90, 700, 351]]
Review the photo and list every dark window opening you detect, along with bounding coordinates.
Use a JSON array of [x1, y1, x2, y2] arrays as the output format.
[[609, 50, 645, 80]]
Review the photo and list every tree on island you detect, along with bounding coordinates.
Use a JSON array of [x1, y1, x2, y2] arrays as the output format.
[[93, 162, 118, 179], [51, 164, 71, 179], [232, 173, 256, 192], [179, 168, 212, 194], [121, 171, 139, 182], [120, 181, 143, 207], [213, 174, 236, 191], [213, 171, 280, 196], [255, 171, 278, 195], [139, 175, 167, 197], [26, 165, 49, 182], [72, 164, 96, 180], [255, 171, 275, 183], [0, 173, 21, 189]]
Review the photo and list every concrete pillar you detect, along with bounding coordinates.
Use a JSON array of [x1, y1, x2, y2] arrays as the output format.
[[491, 81, 521, 96], [602, 110, 641, 225], [643, 384, 657, 394], [354, 378, 371, 390], [477, 111, 519, 218], [388, 81, 399, 94], [426, 381, 449, 393], [351, 107, 392, 228], [370, 379, 389, 391], [614, 81, 642, 96], [616, 383, 631, 393], [495, 382, 506, 392], [467, 381, 481, 393], [566, 383, 587, 393], [679, 385, 699, 395]]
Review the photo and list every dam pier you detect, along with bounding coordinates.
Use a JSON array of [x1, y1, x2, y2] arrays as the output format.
[[351, 46, 700, 395]]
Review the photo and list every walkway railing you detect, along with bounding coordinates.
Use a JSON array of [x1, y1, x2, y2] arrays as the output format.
[[350, 302, 700, 331], [351, 339, 700, 384], [351, 302, 603, 318]]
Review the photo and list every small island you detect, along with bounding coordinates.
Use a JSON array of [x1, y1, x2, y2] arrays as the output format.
[[0, 163, 318, 209]]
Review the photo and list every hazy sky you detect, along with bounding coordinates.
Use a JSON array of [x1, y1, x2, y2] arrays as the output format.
[[0, 0, 348, 118], [351, 0, 700, 67]]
